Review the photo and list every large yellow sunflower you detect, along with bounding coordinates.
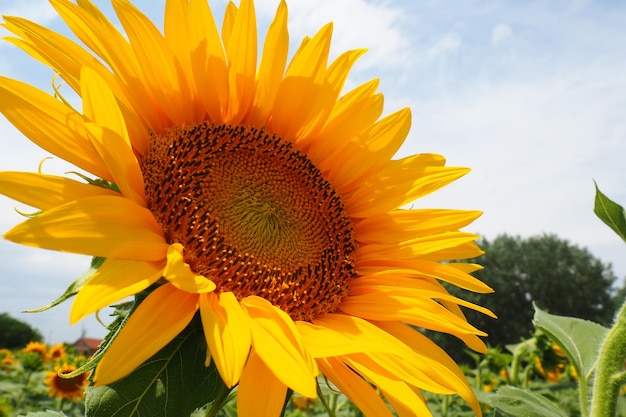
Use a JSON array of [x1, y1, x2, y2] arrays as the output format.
[[0, 0, 493, 415]]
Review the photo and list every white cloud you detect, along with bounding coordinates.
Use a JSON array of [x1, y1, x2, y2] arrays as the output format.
[[491, 23, 512, 45], [427, 33, 461, 59], [253, 0, 412, 72], [403, 65, 626, 275]]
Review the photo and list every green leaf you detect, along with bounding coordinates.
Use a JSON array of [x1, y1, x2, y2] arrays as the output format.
[[533, 304, 608, 381], [25, 257, 105, 313], [487, 386, 569, 417], [593, 182, 626, 244], [85, 315, 227, 417]]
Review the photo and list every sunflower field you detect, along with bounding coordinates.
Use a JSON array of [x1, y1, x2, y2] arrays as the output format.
[[3, 325, 626, 417], [0, 342, 87, 417]]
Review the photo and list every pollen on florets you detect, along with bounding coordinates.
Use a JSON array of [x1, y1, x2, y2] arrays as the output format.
[[141, 122, 356, 321]]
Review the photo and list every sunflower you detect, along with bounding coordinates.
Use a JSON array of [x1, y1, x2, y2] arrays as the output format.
[[21, 341, 48, 362], [48, 343, 67, 363], [0, 357, 15, 372], [44, 363, 88, 402], [0, 0, 493, 415], [0, 349, 12, 361]]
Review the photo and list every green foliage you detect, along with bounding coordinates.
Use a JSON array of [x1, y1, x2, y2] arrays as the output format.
[[486, 386, 569, 417], [533, 305, 608, 383], [0, 342, 87, 417], [455, 233, 618, 352], [0, 314, 43, 349], [594, 182, 626, 244], [85, 316, 226, 417]]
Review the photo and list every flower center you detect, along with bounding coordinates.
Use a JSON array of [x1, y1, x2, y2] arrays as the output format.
[[141, 122, 356, 321]]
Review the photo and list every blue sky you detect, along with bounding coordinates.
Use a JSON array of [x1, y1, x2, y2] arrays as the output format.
[[0, 0, 625, 344]]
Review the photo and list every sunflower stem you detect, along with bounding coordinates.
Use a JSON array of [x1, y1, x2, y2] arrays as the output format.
[[204, 386, 231, 417], [589, 300, 626, 417], [317, 381, 337, 417]]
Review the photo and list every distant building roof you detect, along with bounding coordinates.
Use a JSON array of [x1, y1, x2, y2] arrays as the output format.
[[73, 337, 102, 356]]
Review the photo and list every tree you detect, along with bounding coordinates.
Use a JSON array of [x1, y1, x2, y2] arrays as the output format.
[[454, 234, 619, 350], [0, 312, 43, 349]]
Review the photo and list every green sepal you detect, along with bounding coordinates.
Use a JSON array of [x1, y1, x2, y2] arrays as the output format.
[[533, 304, 608, 382], [486, 386, 569, 417], [61, 300, 134, 379], [85, 314, 227, 417], [593, 181, 626, 244], [66, 171, 120, 193], [24, 257, 105, 313]]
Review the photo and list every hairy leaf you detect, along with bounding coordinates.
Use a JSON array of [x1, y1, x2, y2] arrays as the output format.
[[488, 386, 569, 417], [594, 182, 626, 244], [533, 305, 608, 381], [85, 316, 226, 417]]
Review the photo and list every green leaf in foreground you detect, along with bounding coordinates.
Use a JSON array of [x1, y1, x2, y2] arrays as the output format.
[[533, 305, 608, 381], [487, 386, 569, 417], [593, 182, 626, 244], [85, 316, 226, 417]]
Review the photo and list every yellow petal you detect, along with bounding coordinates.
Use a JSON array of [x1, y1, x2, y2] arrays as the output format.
[[221, 1, 238, 51], [356, 350, 457, 395], [80, 66, 130, 146], [2, 15, 116, 97], [339, 290, 486, 337], [354, 209, 483, 244], [70, 258, 165, 324], [346, 158, 471, 219], [224, 0, 257, 124], [357, 260, 493, 294], [354, 231, 480, 262], [248, 0, 288, 127], [112, 0, 194, 125], [188, 0, 228, 122], [385, 387, 430, 417], [50, 0, 163, 132], [237, 349, 288, 417], [350, 275, 495, 318], [328, 108, 412, 195], [163, 243, 216, 293], [416, 241, 485, 262], [376, 321, 482, 416], [0, 171, 118, 211], [317, 357, 393, 417], [84, 123, 146, 207], [0, 77, 109, 181], [268, 23, 333, 140], [311, 79, 383, 166], [297, 48, 367, 148], [296, 313, 421, 358], [199, 291, 251, 387], [93, 283, 198, 386], [342, 354, 434, 416], [4, 195, 167, 261], [164, 0, 192, 92], [242, 296, 317, 397]]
